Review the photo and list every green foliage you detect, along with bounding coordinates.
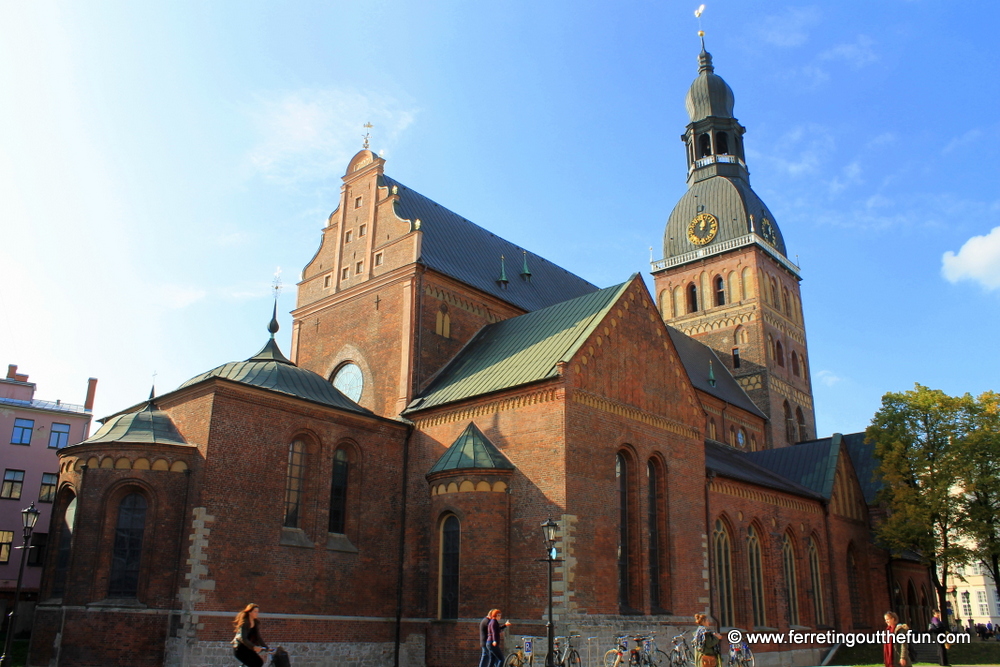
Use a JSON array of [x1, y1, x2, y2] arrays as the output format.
[[957, 391, 1000, 598]]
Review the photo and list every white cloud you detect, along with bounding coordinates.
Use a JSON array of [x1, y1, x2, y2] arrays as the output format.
[[246, 88, 417, 186], [828, 160, 862, 194], [818, 35, 878, 69], [758, 7, 822, 48], [817, 370, 843, 387], [941, 128, 984, 155], [157, 285, 207, 309], [749, 124, 835, 177], [942, 226, 1000, 291]]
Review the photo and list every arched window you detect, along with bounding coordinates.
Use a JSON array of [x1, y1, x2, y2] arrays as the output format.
[[708, 419, 717, 441], [767, 334, 774, 360], [616, 453, 631, 607], [737, 428, 747, 449], [52, 494, 77, 597], [791, 351, 800, 377], [658, 290, 670, 318], [673, 286, 684, 318], [775, 340, 785, 367], [770, 278, 779, 308], [284, 440, 307, 528], [784, 402, 796, 443], [782, 287, 791, 316], [728, 272, 739, 303], [729, 426, 736, 447], [329, 448, 349, 534], [109, 493, 147, 598], [699, 134, 712, 158], [796, 408, 808, 442], [440, 515, 460, 619], [808, 537, 825, 626], [436, 305, 451, 338], [714, 276, 725, 306], [647, 461, 663, 609], [715, 132, 729, 155], [714, 519, 734, 627], [750, 434, 757, 452], [783, 533, 800, 626], [847, 546, 864, 627], [741, 268, 754, 299], [687, 283, 698, 313], [747, 524, 767, 627]]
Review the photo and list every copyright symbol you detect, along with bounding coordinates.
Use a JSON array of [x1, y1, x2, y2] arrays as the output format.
[[727, 630, 742, 643]]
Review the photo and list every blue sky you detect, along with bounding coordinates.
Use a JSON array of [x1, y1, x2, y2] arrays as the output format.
[[2, 1, 998, 436]]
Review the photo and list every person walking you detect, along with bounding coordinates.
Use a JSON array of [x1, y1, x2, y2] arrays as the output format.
[[883, 611, 910, 667], [479, 609, 511, 667], [232, 603, 269, 667], [693, 614, 721, 667]]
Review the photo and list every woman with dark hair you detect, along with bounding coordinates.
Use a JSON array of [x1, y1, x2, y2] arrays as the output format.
[[232, 603, 269, 667]]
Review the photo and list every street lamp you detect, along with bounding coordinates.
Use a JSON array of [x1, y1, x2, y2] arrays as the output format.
[[0, 503, 40, 667], [541, 518, 562, 667]]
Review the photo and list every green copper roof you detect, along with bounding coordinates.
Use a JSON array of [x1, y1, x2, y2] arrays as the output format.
[[428, 422, 515, 474], [80, 402, 189, 447], [179, 336, 372, 416], [407, 278, 634, 412]]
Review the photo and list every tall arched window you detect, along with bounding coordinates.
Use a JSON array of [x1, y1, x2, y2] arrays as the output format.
[[284, 440, 307, 528], [647, 461, 662, 609], [783, 533, 800, 626], [708, 419, 717, 441], [714, 276, 726, 306], [673, 286, 684, 318], [796, 408, 808, 442], [714, 519, 734, 627], [791, 351, 800, 377], [109, 492, 147, 598], [808, 538, 825, 626], [782, 287, 791, 316], [658, 290, 670, 318], [699, 134, 712, 158], [747, 524, 767, 627], [770, 278, 779, 307], [436, 305, 451, 338], [440, 515, 460, 619], [715, 132, 729, 155], [847, 546, 864, 627], [616, 453, 631, 607], [329, 448, 349, 534], [742, 268, 754, 299], [686, 283, 698, 313], [775, 340, 785, 367], [784, 402, 796, 444], [52, 494, 77, 597]]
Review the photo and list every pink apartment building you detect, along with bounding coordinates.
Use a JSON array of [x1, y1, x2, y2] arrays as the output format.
[[0, 364, 95, 633]]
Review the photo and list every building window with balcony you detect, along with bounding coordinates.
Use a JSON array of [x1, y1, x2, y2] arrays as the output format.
[[49, 423, 71, 449], [11, 418, 33, 445], [39, 473, 58, 503], [1, 470, 25, 499]]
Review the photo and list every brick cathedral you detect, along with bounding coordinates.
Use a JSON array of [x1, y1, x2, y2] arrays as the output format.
[[30, 42, 932, 667]]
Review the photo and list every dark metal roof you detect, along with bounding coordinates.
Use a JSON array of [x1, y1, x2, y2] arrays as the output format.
[[666, 327, 766, 418], [706, 439, 824, 500], [663, 175, 787, 260], [78, 401, 189, 447], [744, 439, 841, 499], [685, 48, 735, 122], [408, 279, 633, 413], [179, 337, 373, 416], [840, 432, 882, 504], [428, 422, 515, 475], [382, 175, 599, 312]]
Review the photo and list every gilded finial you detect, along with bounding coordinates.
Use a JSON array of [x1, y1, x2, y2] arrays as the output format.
[[362, 122, 373, 150], [694, 5, 707, 52], [708, 359, 716, 387]]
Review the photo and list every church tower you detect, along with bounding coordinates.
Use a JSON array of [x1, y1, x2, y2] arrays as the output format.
[[652, 37, 816, 449]]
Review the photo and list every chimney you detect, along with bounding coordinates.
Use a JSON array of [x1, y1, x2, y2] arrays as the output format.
[[84, 377, 98, 412], [6, 365, 29, 382]]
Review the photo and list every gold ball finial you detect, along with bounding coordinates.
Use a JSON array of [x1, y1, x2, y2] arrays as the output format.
[[698, 30, 705, 37]]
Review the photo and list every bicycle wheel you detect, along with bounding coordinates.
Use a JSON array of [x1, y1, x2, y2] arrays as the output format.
[[668, 649, 684, 667], [605, 649, 623, 667], [652, 649, 670, 666], [566, 649, 582, 667], [504, 654, 524, 667], [737, 651, 754, 667]]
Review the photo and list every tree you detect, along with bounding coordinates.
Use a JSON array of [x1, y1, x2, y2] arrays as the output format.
[[867, 384, 970, 630], [958, 392, 1000, 607]]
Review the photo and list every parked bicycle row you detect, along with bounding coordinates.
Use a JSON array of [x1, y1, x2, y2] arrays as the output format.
[[479, 611, 753, 667]]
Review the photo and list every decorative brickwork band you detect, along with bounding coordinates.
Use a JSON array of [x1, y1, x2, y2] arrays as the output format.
[[571, 390, 700, 439]]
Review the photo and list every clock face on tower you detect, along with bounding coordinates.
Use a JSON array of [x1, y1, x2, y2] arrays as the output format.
[[687, 213, 719, 246], [760, 217, 776, 246]]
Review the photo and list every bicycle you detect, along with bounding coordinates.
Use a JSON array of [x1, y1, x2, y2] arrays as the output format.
[[604, 635, 630, 667], [668, 633, 693, 667], [726, 638, 753, 667], [553, 634, 582, 667], [504, 636, 543, 667], [640, 632, 670, 666]]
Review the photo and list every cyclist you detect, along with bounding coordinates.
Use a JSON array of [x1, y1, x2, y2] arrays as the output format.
[[693, 614, 721, 667]]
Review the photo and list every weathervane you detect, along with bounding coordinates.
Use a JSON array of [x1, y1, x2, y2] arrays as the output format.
[[272, 266, 283, 300], [362, 122, 373, 150]]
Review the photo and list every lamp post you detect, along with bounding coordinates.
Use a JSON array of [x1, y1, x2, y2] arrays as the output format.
[[0, 503, 40, 667], [541, 518, 562, 667]]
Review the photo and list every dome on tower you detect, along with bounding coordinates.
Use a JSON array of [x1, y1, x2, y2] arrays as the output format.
[[685, 48, 735, 122]]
